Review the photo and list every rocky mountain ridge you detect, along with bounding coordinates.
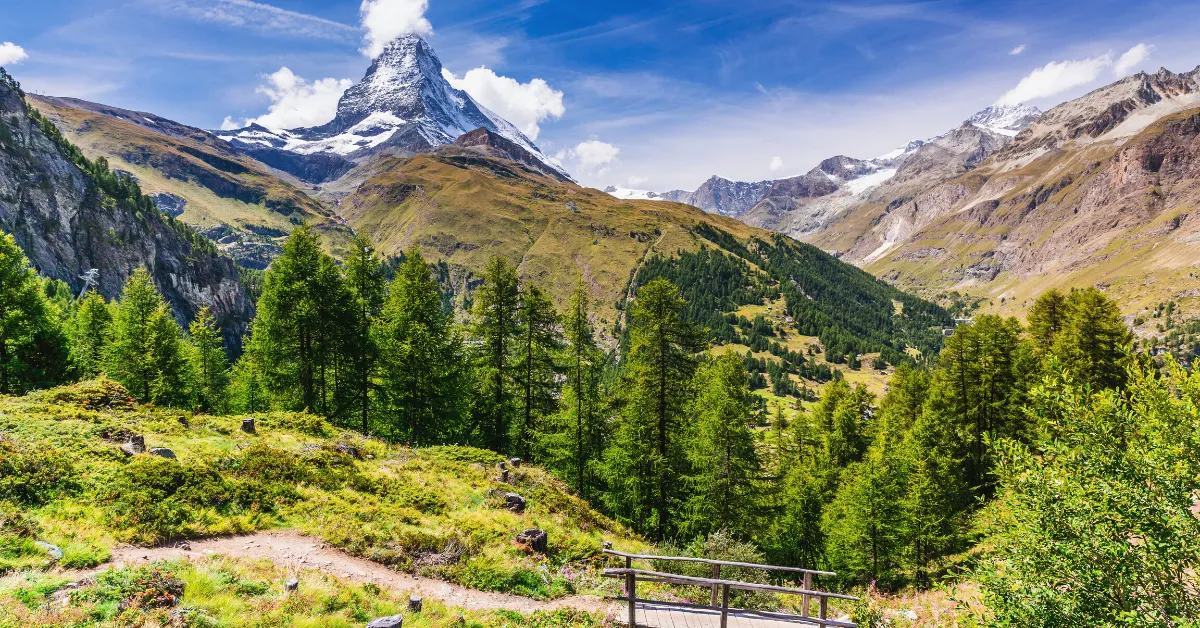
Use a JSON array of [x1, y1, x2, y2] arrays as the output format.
[[0, 70, 252, 345]]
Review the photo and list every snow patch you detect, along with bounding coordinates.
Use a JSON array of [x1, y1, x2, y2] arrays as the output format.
[[604, 186, 670, 201], [844, 168, 897, 195], [1102, 92, 1200, 140]]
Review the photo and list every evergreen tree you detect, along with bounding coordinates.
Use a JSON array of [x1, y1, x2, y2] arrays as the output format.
[[823, 443, 907, 587], [342, 235, 385, 433], [680, 353, 763, 540], [246, 226, 348, 415], [71, 291, 112, 378], [603, 278, 704, 539], [514, 283, 560, 459], [146, 302, 193, 407], [1053, 287, 1132, 391], [1027, 289, 1067, 355], [376, 247, 463, 444], [470, 256, 520, 452], [108, 269, 164, 401], [0, 232, 68, 394], [189, 306, 228, 413]]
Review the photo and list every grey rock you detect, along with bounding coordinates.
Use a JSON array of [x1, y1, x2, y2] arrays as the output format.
[[366, 615, 404, 628], [335, 442, 360, 458], [34, 541, 63, 561], [149, 448, 176, 459], [120, 434, 146, 455]]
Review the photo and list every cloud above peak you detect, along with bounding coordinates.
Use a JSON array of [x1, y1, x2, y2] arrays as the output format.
[[555, 140, 620, 176], [0, 42, 29, 66], [224, 67, 352, 131], [995, 43, 1153, 106], [360, 0, 433, 58], [442, 67, 564, 140]]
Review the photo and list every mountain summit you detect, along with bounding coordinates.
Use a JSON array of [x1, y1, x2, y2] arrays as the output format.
[[217, 34, 568, 183]]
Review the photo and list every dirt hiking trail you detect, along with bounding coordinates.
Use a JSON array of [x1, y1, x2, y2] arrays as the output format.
[[57, 530, 615, 615]]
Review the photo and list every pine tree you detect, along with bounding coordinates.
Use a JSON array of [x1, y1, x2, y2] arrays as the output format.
[[108, 268, 164, 401], [71, 291, 112, 378], [470, 256, 520, 452], [189, 306, 228, 413], [1027, 289, 1067, 355], [376, 247, 463, 444], [1053, 287, 1132, 391], [603, 278, 704, 539], [342, 235, 385, 433], [514, 283, 560, 459], [680, 353, 763, 540], [0, 232, 68, 394]]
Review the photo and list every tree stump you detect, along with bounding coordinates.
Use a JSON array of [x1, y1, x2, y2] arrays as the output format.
[[504, 492, 526, 513], [516, 528, 548, 553], [408, 595, 423, 612], [241, 418, 256, 434]]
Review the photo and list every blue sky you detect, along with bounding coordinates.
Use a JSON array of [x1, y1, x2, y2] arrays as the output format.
[[3, 0, 1200, 190]]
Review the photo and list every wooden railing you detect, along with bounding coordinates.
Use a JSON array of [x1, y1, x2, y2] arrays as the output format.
[[602, 549, 857, 628]]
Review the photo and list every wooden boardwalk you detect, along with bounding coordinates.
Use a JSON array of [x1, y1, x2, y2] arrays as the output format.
[[623, 601, 844, 628]]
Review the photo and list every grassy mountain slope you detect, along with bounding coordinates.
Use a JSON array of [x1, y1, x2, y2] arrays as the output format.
[[0, 379, 645, 610], [29, 96, 355, 266], [329, 147, 769, 330]]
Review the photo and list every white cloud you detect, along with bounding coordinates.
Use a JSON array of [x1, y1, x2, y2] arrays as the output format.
[[0, 42, 28, 66], [360, 0, 433, 58], [442, 67, 564, 140], [145, 0, 357, 42], [996, 52, 1113, 106], [628, 175, 649, 186], [556, 140, 619, 176], [1114, 43, 1154, 76], [1009, 44, 1026, 55], [231, 67, 353, 131], [220, 116, 246, 130], [768, 156, 784, 171], [996, 43, 1158, 105]]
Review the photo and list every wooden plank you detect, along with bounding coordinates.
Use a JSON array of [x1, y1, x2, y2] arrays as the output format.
[[604, 549, 837, 577], [602, 568, 859, 601]]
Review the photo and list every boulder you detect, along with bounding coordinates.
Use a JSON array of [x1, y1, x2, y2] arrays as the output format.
[[408, 595, 423, 612], [34, 541, 63, 561], [516, 528, 548, 553], [241, 418, 256, 434], [504, 492, 526, 513], [367, 615, 404, 628], [149, 448, 176, 459], [120, 434, 146, 455]]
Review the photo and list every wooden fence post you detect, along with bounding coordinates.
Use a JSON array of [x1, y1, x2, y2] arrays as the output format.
[[710, 564, 721, 607], [802, 572, 812, 617], [627, 571, 636, 627], [819, 596, 828, 623], [719, 584, 730, 628]]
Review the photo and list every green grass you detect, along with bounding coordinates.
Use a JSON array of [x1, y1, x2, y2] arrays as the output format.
[[0, 555, 609, 627], [0, 378, 651, 605]]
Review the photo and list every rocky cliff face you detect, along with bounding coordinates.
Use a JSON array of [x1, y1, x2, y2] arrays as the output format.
[[0, 70, 252, 346], [454, 127, 571, 182], [687, 176, 777, 217]]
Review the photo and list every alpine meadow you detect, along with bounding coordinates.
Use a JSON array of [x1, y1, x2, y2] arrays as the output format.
[[2, 1, 1200, 627]]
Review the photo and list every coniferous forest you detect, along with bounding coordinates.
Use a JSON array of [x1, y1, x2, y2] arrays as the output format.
[[2, 198, 1198, 624]]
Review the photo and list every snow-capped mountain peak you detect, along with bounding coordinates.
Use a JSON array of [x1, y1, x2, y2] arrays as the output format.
[[216, 34, 569, 182], [967, 103, 1042, 137]]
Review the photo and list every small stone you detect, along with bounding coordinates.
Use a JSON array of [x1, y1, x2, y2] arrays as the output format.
[[516, 528, 547, 553], [366, 615, 404, 628], [408, 595, 423, 612], [504, 492, 526, 513], [241, 418, 256, 434], [149, 448, 176, 459], [176, 541, 191, 551], [335, 442, 361, 458], [509, 457, 522, 468], [34, 541, 64, 561], [286, 579, 299, 593], [120, 434, 146, 455]]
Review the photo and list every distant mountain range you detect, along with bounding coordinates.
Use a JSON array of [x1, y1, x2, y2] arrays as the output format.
[[216, 34, 569, 185]]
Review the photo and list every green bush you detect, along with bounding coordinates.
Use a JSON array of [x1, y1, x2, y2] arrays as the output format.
[[0, 440, 76, 505], [423, 445, 505, 465]]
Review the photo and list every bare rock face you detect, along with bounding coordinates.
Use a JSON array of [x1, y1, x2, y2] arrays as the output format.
[[0, 71, 252, 347]]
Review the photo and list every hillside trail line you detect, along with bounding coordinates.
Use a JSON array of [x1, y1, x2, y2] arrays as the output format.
[[54, 529, 615, 615]]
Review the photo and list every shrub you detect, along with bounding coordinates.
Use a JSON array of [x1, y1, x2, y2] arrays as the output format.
[[423, 445, 505, 465], [0, 440, 76, 505]]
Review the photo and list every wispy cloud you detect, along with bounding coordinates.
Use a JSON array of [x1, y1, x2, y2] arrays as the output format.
[[996, 43, 1154, 105], [360, 0, 433, 58], [143, 0, 358, 42], [1010, 44, 1026, 55]]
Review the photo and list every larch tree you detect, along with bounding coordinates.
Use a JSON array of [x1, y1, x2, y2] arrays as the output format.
[[514, 282, 560, 460], [0, 232, 68, 394], [470, 256, 520, 453], [342, 235, 385, 434], [71, 290, 113, 378], [189, 306, 228, 413]]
